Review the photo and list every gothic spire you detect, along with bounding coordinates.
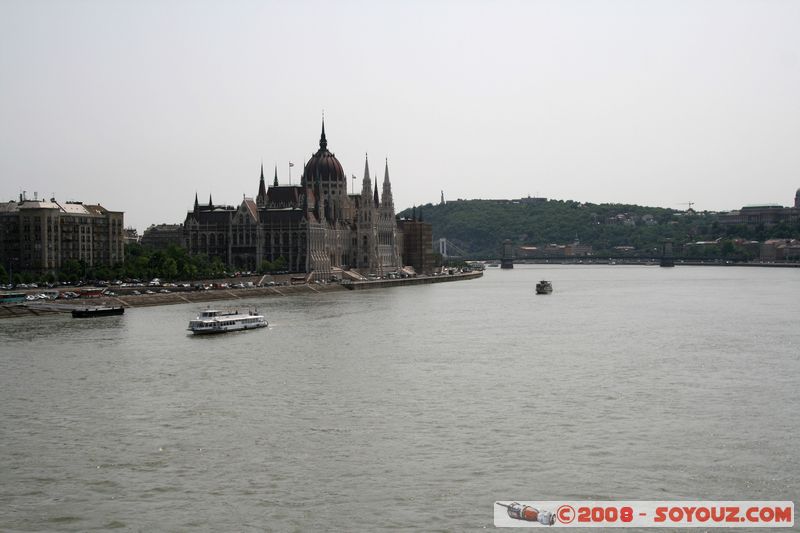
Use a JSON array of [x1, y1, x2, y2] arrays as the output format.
[[194, 192, 199, 212], [257, 164, 267, 198], [208, 194, 213, 210], [319, 118, 327, 151], [381, 157, 394, 208], [373, 180, 379, 207], [361, 153, 372, 197], [273, 165, 278, 187]]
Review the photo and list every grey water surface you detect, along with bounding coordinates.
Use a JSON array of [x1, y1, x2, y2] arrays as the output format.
[[1, 265, 798, 531]]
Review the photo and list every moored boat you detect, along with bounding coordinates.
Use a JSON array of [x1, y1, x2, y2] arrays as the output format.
[[72, 306, 125, 318], [535, 280, 553, 294], [188, 308, 267, 334]]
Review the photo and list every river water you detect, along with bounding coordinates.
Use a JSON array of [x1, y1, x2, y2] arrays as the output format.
[[1, 265, 798, 531]]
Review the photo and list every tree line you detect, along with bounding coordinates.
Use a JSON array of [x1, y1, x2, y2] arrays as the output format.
[[2, 243, 289, 285]]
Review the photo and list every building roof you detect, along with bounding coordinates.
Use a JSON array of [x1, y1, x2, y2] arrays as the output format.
[[741, 204, 784, 210], [261, 207, 306, 224], [190, 208, 234, 225], [267, 185, 302, 207], [0, 201, 20, 213], [241, 198, 258, 220], [0, 199, 116, 216]]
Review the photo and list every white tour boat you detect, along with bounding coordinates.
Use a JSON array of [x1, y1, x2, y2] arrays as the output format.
[[188, 308, 267, 334]]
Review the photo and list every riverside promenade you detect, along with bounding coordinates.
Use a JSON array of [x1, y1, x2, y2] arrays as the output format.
[[0, 271, 483, 319]]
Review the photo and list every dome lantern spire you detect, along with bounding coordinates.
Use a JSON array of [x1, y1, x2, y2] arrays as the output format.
[[319, 117, 327, 150]]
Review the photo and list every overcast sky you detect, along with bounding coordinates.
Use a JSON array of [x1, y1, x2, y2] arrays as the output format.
[[2, 0, 799, 231]]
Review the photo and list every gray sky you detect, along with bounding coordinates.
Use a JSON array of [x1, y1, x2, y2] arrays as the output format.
[[2, 0, 799, 231]]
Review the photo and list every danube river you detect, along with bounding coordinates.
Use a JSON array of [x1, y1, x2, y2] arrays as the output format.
[[1, 266, 798, 531]]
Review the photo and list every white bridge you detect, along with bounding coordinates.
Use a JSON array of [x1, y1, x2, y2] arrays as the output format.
[[437, 238, 467, 259]]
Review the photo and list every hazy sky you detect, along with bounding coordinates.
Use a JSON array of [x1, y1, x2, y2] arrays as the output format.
[[2, 0, 799, 231]]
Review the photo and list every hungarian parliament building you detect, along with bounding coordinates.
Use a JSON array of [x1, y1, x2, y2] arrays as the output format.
[[183, 123, 423, 279]]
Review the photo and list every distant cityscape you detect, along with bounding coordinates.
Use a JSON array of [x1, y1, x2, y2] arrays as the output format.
[[1, 154, 799, 280]]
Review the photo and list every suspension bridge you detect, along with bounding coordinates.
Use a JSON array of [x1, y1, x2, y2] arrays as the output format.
[[437, 238, 467, 260]]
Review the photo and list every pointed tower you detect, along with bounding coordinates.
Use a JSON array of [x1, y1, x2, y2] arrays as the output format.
[[273, 166, 278, 187], [360, 154, 373, 205], [256, 164, 268, 208], [373, 180, 379, 208], [381, 158, 394, 209], [208, 194, 213, 210], [376, 158, 401, 272], [194, 192, 199, 213], [358, 153, 376, 272]]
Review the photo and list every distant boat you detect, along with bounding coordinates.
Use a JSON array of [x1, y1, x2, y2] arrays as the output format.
[[188, 308, 267, 334], [71, 306, 125, 318], [535, 280, 553, 294]]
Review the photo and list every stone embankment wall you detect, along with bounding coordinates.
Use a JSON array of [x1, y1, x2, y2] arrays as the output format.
[[0, 271, 483, 320], [344, 270, 483, 290]]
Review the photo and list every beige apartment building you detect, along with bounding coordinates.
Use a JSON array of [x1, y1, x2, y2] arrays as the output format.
[[0, 195, 124, 273]]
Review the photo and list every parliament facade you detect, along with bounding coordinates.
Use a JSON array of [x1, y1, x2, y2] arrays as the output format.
[[183, 123, 404, 279]]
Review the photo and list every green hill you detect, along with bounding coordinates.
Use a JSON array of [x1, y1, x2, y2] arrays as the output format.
[[398, 199, 798, 259]]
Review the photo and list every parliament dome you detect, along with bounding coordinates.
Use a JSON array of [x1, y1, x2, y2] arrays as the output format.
[[302, 122, 345, 186]]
